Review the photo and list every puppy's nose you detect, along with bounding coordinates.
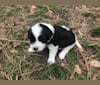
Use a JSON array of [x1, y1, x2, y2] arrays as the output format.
[[33, 47, 38, 51]]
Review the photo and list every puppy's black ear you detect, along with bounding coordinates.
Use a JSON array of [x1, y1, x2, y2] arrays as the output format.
[[28, 28, 35, 43], [38, 24, 53, 43], [39, 24, 53, 37], [28, 28, 31, 38]]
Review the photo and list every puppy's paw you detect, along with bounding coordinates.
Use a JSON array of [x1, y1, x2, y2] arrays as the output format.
[[28, 48, 34, 52], [59, 53, 65, 60], [47, 59, 55, 65]]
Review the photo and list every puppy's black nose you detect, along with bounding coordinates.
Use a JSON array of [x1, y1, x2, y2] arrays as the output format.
[[33, 48, 38, 51]]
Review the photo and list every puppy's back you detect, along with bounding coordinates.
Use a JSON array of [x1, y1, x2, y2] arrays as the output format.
[[50, 25, 75, 48]]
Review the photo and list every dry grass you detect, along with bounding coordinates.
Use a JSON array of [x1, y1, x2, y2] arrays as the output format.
[[0, 5, 100, 80]]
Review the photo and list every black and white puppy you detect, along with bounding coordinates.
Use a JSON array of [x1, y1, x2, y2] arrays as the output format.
[[28, 23, 82, 64]]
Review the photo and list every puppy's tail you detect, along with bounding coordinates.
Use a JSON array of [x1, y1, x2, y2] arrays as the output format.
[[76, 40, 82, 49], [75, 39, 84, 53]]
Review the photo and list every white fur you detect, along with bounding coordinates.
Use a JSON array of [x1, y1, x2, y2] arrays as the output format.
[[28, 40, 46, 52], [75, 34, 83, 49], [59, 40, 82, 60], [59, 34, 82, 60], [29, 23, 46, 52], [61, 25, 70, 31], [47, 44, 59, 64], [28, 23, 83, 64], [59, 43, 75, 60], [31, 23, 42, 39], [40, 23, 55, 33], [75, 40, 82, 49]]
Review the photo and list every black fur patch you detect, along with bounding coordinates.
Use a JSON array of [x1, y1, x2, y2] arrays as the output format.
[[38, 23, 53, 43], [49, 25, 75, 48], [28, 28, 36, 43], [28, 23, 76, 49]]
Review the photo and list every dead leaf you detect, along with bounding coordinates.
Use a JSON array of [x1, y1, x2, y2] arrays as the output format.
[[10, 48, 18, 54], [74, 65, 82, 74], [60, 62, 68, 70], [58, 59, 70, 71], [46, 6, 53, 15], [90, 60, 100, 68], [78, 47, 84, 53], [0, 27, 7, 38], [13, 41, 21, 48], [81, 5, 89, 12], [92, 74, 96, 80], [49, 75, 56, 80], [30, 5, 37, 13]]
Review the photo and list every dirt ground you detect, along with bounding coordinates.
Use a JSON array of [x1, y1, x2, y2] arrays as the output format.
[[0, 5, 100, 80]]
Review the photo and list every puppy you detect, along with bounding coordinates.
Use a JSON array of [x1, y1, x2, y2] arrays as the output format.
[[28, 23, 83, 64]]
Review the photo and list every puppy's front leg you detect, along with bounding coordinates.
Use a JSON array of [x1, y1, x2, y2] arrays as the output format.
[[47, 44, 59, 64]]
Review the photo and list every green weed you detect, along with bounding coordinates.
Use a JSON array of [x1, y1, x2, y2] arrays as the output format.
[[90, 26, 100, 37]]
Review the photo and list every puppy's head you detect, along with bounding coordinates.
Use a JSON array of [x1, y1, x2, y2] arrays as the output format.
[[28, 23, 54, 52]]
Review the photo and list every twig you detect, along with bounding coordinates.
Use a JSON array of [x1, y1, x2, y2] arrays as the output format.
[[3, 49, 14, 65], [87, 35, 100, 41], [79, 50, 92, 80], [19, 61, 24, 80], [1, 71, 12, 80], [89, 42, 100, 46], [0, 38, 29, 43], [15, 75, 19, 80], [80, 52, 89, 70], [0, 41, 14, 64], [77, 48, 89, 70], [70, 70, 75, 80], [0, 42, 10, 51]]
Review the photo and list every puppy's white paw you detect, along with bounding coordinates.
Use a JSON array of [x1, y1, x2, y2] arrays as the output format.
[[28, 48, 34, 52], [47, 59, 55, 65], [59, 53, 65, 60]]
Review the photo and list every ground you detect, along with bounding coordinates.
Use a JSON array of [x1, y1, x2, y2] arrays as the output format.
[[0, 5, 100, 80]]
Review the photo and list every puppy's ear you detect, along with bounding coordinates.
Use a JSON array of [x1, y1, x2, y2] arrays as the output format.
[[39, 24, 53, 37], [28, 28, 36, 43], [28, 28, 31, 38]]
